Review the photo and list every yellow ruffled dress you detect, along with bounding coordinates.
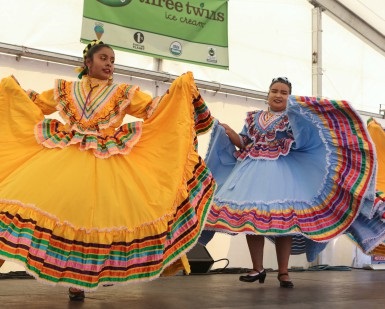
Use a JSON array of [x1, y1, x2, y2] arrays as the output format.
[[0, 72, 215, 289], [368, 118, 385, 192], [366, 118, 385, 255]]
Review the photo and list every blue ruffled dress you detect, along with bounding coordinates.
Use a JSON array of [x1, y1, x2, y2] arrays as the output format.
[[202, 95, 383, 261]]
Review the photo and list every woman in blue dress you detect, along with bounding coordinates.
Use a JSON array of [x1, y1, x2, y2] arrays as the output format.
[[203, 77, 379, 288]]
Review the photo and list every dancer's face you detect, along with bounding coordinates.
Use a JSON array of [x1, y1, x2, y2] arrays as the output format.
[[86, 47, 115, 80], [267, 82, 290, 112]]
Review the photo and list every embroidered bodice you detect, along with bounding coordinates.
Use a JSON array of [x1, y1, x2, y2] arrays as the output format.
[[29, 76, 157, 158], [235, 110, 294, 160]]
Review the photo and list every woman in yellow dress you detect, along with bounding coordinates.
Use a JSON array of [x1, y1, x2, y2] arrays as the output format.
[[348, 117, 385, 256], [367, 118, 385, 191], [0, 40, 216, 300]]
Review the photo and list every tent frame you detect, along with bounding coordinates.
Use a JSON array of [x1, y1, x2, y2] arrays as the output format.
[[0, 41, 383, 119]]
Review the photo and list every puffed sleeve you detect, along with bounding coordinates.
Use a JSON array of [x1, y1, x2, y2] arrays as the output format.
[[239, 124, 252, 147], [26, 89, 57, 115], [124, 85, 159, 120]]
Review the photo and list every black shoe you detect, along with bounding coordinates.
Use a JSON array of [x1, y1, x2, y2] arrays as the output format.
[[239, 269, 266, 283], [68, 288, 85, 301], [277, 273, 294, 288]]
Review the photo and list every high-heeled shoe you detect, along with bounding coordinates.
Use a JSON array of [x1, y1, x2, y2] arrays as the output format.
[[68, 288, 85, 301], [239, 269, 266, 283], [277, 273, 294, 288]]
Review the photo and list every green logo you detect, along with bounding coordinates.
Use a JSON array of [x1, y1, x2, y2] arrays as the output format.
[[97, 0, 132, 7], [169, 41, 182, 56]]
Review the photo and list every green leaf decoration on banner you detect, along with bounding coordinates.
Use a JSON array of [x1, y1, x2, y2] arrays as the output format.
[[97, 0, 132, 7]]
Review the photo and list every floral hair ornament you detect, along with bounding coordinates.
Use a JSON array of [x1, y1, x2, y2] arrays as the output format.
[[75, 39, 104, 79]]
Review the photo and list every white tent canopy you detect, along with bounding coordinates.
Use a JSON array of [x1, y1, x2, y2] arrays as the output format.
[[1, 0, 385, 115]]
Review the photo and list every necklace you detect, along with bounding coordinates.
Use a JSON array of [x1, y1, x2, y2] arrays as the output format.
[[79, 76, 109, 121], [269, 109, 285, 116]]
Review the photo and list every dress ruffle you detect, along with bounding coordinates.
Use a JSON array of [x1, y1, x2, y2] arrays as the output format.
[[347, 117, 385, 255], [34, 118, 143, 158], [0, 72, 215, 289]]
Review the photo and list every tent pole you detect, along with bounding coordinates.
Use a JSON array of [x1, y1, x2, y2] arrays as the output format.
[[312, 6, 323, 98], [0, 42, 267, 101]]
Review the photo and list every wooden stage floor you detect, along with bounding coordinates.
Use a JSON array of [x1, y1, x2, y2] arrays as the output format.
[[1, 269, 385, 308]]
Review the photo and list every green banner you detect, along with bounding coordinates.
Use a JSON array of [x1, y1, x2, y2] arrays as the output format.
[[81, 0, 229, 69]]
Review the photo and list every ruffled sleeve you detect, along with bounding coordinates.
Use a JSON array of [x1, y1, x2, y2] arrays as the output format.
[[27, 89, 57, 115], [239, 122, 252, 147], [125, 88, 158, 119]]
